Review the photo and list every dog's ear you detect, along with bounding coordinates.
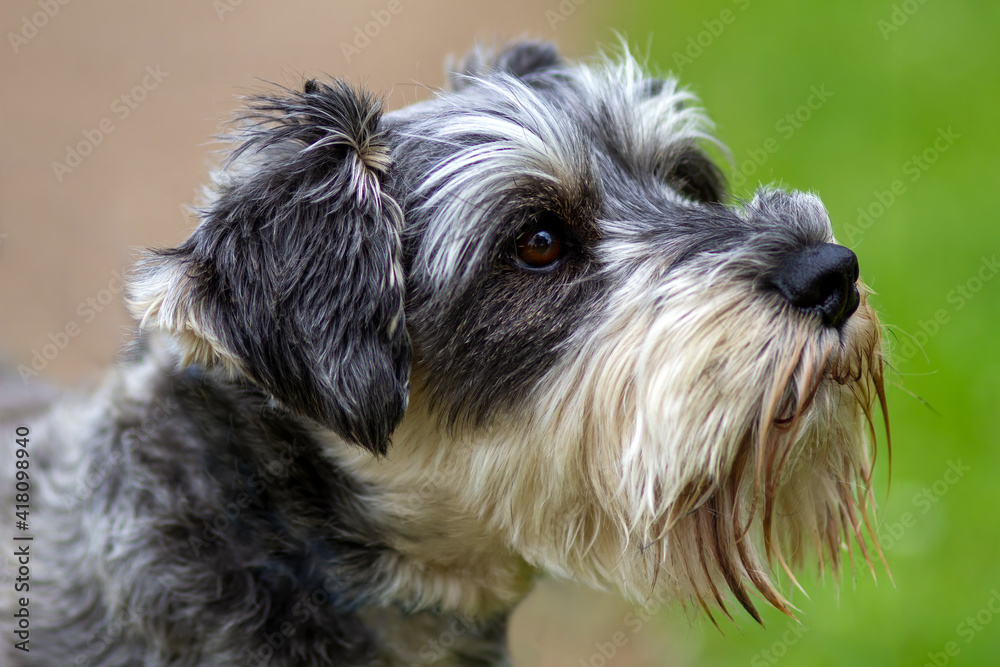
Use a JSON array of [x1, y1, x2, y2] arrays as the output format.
[[129, 80, 408, 455], [449, 40, 564, 90]]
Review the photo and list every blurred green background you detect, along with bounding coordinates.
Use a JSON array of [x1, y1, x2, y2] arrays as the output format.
[[582, 1, 1000, 665]]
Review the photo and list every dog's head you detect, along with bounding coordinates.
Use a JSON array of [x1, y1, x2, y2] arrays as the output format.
[[130, 42, 886, 619]]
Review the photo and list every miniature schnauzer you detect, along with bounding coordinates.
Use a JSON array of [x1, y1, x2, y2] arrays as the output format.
[[1, 41, 886, 666]]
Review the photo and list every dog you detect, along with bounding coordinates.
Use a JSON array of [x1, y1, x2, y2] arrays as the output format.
[[1, 40, 886, 666]]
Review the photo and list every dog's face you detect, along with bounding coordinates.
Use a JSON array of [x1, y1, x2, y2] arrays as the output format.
[[129, 42, 885, 619]]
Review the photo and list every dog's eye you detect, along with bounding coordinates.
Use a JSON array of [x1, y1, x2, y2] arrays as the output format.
[[512, 217, 565, 269]]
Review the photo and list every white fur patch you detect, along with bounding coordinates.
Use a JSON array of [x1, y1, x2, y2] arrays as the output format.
[[127, 259, 243, 374]]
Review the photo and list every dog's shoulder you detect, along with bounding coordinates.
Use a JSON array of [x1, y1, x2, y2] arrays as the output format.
[[23, 336, 403, 665]]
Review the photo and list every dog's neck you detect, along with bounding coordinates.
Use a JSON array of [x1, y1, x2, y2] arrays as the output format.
[[322, 402, 537, 617]]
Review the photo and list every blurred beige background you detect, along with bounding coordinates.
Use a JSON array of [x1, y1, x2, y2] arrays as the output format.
[[0, 1, 701, 664], [1, 0, 602, 382]]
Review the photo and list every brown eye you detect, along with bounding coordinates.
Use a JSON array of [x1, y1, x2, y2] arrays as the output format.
[[513, 222, 564, 269]]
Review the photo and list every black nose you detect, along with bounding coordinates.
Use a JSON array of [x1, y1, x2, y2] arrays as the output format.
[[770, 243, 860, 327]]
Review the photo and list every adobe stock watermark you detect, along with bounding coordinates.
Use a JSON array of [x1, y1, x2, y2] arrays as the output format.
[[213, 0, 244, 21], [573, 591, 671, 667], [877, 0, 933, 40], [922, 589, 1000, 667], [242, 578, 340, 666], [879, 459, 969, 551], [895, 255, 999, 363], [187, 442, 304, 557], [16, 269, 125, 383], [749, 620, 809, 667], [545, 0, 586, 31], [57, 397, 176, 510], [843, 126, 959, 245], [339, 0, 412, 63], [406, 615, 480, 665], [51, 65, 170, 182], [7, 0, 72, 54], [54, 601, 146, 667], [730, 84, 833, 189], [669, 0, 752, 73]]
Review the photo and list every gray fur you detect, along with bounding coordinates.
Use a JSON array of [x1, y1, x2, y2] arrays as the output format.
[[0, 41, 882, 665]]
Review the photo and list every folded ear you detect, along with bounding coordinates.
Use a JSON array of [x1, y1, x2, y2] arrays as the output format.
[[129, 80, 408, 455], [448, 40, 564, 90]]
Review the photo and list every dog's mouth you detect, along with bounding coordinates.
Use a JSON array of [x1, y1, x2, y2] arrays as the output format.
[[638, 291, 889, 623], [523, 270, 890, 620]]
